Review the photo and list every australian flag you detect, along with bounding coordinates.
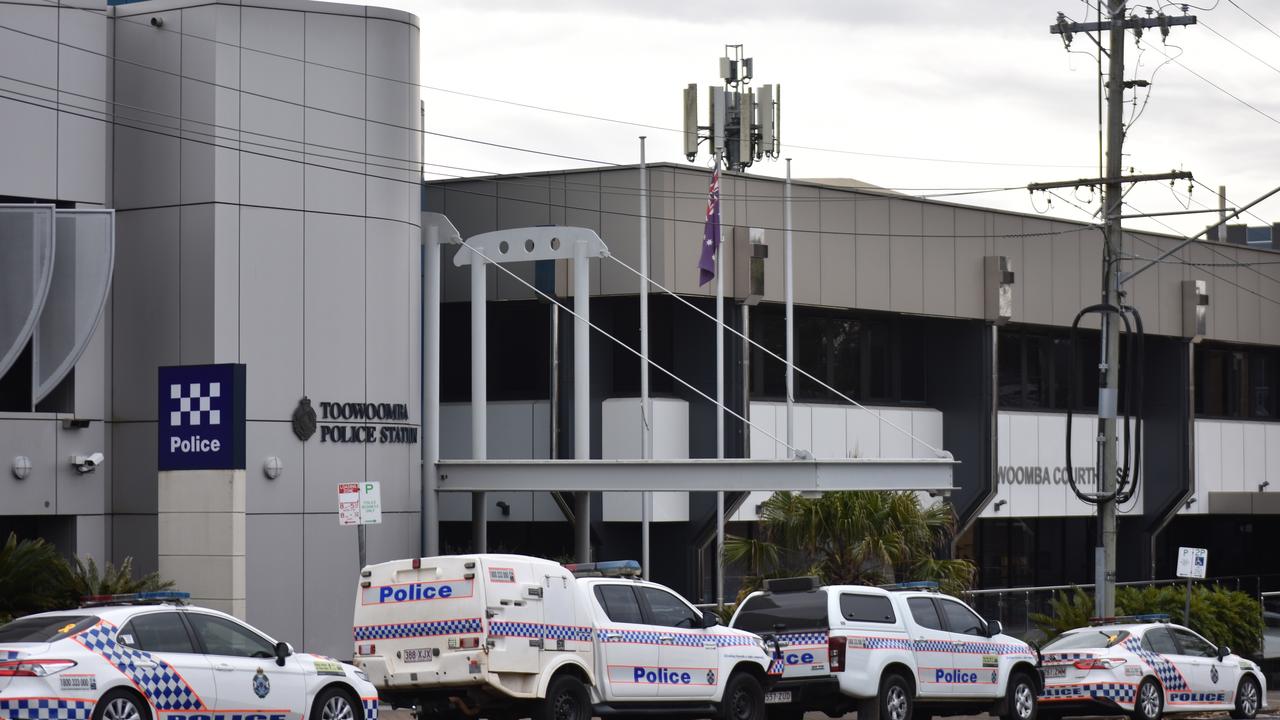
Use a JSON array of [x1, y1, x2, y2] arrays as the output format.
[[698, 163, 722, 286]]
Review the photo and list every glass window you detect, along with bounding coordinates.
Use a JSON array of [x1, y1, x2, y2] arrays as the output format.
[[1141, 627, 1179, 655], [1251, 352, 1273, 418], [120, 613, 196, 654], [998, 331, 1023, 407], [638, 587, 701, 629], [898, 318, 926, 403], [839, 594, 895, 624], [594, 585, 644, 625], [1170, 628, 1217, 658], [908, 598, 944, 631], [186, 613, 275, 658], [863, 320, 890, 401], [1024, 335, 1048, 408], [1043, 629, 1130, 651], [938, 599, 987, 636], [0, 615, 95, 643], [733, 591, 829, 633]]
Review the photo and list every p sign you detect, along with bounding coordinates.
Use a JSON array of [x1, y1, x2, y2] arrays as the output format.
[[158, 364, 246, 471]]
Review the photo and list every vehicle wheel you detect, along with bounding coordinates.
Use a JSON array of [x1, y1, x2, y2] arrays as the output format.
[[93, 689, 150, 720], [721, 672, 766, 720], [1003, 672, 1038, 720], [535, 674, 591, 720], [880, 672, 913, 720], [312, 687, 362, 720], [1132, 678, 1163, 720], [1230, 675, 1261, 720]]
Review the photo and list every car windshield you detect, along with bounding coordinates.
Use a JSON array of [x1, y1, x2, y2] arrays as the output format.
[[0, 615, 97, 643], [733, 591, 828, 633], [1042, 629, 1130, 651]]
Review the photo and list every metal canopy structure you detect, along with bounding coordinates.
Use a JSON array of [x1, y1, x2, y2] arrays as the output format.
[[435, 457, 956, 493]]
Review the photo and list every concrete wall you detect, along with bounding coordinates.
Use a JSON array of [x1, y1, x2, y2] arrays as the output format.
[[104, 0, 420, 659], [0, 0, 113, 564], [427, 165, 1280, 346]]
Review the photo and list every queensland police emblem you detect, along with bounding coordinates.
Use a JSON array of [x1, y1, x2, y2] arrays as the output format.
[[706, 670, 716, 685], [292, 397, 317, 441], [1211, 666, 1219, 684], [253, 668, 271, 698]]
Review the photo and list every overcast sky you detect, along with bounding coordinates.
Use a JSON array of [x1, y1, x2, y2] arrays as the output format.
[[378, 0, 1280, 241]]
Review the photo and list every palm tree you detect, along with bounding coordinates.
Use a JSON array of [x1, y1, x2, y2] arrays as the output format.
[[0, 532, 69, 622], [725, 490, 975, 598]]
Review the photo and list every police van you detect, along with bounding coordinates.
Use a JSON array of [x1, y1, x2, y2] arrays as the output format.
[[352, 554, 776, 720], [729, 578, 1040, 720]]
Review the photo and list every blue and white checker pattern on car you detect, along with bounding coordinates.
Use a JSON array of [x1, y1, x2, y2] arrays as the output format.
[[489, 622, 592, 643], [0, 698, 95, 720], [595, 629, 758, 647], [1123, 638, 1188, 690], [361, 698, 378, 720], [777, 632, 827, 646], [74, 623, 204, 710], [353, 618, 482, 641], [1042, 652, 1098, 662], [1041, 682, 1136, 704], [860, 637, 912, 650], [0, 651, 19, 660], [911, 638, 954, 652]]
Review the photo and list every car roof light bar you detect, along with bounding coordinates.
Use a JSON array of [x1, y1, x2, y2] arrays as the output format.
[[882, 581, 940, 592], [1088, 613, 1170, 625], [81, 591, 191, 607], [563, 560, 642, 578]]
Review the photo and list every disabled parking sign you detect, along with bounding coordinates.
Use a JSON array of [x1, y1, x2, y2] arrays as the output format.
[[1176, 546, 1207, 579], [157, 364, 246, 471]]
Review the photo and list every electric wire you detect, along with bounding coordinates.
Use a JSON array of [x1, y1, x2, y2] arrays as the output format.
[[1227, 0, 1280, 43]]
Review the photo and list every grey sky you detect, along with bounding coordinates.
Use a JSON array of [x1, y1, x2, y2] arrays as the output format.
[[381, 0, 1280, 242]]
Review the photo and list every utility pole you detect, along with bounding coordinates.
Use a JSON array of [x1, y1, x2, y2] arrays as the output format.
[[1046, 2, 1196, 617]]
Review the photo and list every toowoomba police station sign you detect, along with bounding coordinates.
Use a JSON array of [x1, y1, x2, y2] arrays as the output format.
[[291, 397, 418, 444]]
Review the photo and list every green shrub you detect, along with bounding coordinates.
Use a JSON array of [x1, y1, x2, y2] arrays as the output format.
[[56, 556, 174, 608], [1031, 584, 1263, 657], [0, 533, 68, 622]]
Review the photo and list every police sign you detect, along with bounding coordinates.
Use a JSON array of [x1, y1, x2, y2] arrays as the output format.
[[158, 364, 246, 471]]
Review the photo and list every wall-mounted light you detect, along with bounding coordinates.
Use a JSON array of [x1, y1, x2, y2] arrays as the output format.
[[263, 457, 283, 480], [12, 456, 31, 480], [495, 500, 511, 517], [1260, 481, 1271, 493], [993, 499, 1007, 511], [150, 16, 163, 27], [1185, 497, 1198, 509]]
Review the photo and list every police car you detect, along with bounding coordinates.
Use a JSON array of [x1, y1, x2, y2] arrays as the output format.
[[352, 555, 776, 720], [1038, 615, 1267, 720], [0, 592, 377, 720]]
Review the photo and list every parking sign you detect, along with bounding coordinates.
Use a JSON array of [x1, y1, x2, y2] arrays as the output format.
[[1176, 546, 1207, 579]]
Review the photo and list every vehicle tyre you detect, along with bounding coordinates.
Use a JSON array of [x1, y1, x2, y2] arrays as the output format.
[[721, 672, 766, 720], [880, 672, 913, 720], [93, 689, 150, 720], [1132, 678, 1163, 720], [1230, 675, 1261, 720], [1002, 672, 1038, 720], [535, 674, 591, 720], [312, 687, 362, 720]]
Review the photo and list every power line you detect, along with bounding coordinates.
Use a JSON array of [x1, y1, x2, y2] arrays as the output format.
[[1201, 21, 1280, 77], [1227, 0, 1280, 43], [1139, 34, 1280, 126], [30, 0, 1100, 173]]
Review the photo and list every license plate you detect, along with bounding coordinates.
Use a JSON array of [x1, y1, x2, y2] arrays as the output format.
[[1042, 665, 1066, 678], [402, 647, 434, 663], [764, 691, 792, 705]]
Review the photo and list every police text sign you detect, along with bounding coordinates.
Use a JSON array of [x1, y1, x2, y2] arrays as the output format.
[[157, 364, 246, 471]]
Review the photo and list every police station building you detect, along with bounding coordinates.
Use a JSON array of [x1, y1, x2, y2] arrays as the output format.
[[3, 0, 1280, 661]]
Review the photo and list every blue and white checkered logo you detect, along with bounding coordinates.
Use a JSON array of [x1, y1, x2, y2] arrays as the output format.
[[362, 698, 379, 720], [1124, 637, 1189, 690], [169, 382, 221, 427], [0, 698, 94, 720], [75, 622, 205, 710], [353, 618, 483, 641]]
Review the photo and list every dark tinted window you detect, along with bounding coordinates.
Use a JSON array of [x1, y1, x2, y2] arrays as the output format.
[[939, 599, 986, 636], [1170, 628, 1217, 658], [595, 585, 644, 624], [0, 615, 95, 643], [638, 588, 700, 629], [908, 598, 944, 631], [186, 614, 274, 658], [120, 613, 195, 654], [1142, 627, 1178, 655], [733, 591, 829, 634], [839, 594, 895, 624]]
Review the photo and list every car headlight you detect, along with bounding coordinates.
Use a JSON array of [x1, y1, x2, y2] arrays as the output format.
[[354, 669, 369, 682]]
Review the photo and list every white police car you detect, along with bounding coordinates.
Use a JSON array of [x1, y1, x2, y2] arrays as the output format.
[[0, 592, 377, 720], [1038, 615, 1267, 720]]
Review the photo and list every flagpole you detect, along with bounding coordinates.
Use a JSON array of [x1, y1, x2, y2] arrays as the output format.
[[639, 136, 652, 581], [715, 150, 725, 610]]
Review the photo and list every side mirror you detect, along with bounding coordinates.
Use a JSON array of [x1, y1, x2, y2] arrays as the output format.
[[986, 620, 1003, 637], [701, 611, 720, 629], [275, 640, 291, 667], [1217, 645, 1230, 661]]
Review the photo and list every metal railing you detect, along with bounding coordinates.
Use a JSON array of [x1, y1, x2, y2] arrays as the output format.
[[962, 574, 1280, 649]]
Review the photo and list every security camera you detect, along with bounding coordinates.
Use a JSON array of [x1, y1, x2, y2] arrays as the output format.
[[70, 452, 105, 474]]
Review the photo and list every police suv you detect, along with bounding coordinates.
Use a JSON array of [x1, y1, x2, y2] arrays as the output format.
[[729, 578, 1039, 720], [351, 554, 776, 720], [0, 592, 377, 720], [1038, 615, 1267, 720]]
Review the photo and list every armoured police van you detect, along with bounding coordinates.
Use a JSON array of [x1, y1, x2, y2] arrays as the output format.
[[352, 554, 775, 720]]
